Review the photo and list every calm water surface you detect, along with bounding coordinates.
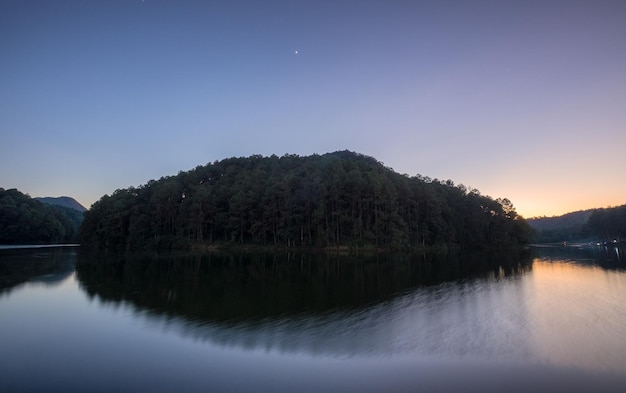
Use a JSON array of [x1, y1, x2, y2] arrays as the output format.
[[1, 245, 625, 392]]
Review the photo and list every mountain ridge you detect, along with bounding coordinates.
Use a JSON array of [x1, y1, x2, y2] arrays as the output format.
[[527, 205, 626, 243], [35, 196, 87, 212]]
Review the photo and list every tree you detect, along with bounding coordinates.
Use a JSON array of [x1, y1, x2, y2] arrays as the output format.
[[0, 188, 83, 244], [79, 151, 533, 251]]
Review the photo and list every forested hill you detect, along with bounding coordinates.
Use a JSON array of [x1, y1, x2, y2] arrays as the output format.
[[79, 151, 533, 252], [0, 188, 84, 244], [585, 205, 626, 243], [36, 196, 87, 212], [526, 210, 594, 243], [527, 205, 626, 243]]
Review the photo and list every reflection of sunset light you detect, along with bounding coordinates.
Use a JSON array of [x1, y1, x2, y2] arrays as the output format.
[[527, 260, 626, 373]]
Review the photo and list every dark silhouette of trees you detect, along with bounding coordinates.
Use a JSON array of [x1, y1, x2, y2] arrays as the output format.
[[526, 205, 625, 244], [0, 188, 84, 244], [526, 210, 594, 243], [80, 151, 534, 252], [585, 205, 626, 242]]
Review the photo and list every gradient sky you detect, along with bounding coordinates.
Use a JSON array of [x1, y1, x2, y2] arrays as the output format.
[[1, 0, 625, 218]]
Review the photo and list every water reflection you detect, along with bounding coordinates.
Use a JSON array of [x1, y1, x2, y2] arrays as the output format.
[[0, 247, 76, 296], [532, 244, 626, 271], [528, 247, 626, 372], [76, 250, 532, 357], [4, 246, 626, 391]]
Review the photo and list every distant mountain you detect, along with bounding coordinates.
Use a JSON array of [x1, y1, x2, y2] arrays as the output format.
[[527, 209, 595, 243], [527, 210, 594, 232], [36, 196, 87, 212]]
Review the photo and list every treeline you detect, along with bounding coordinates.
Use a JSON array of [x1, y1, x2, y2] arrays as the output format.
[[79, 151, 533, 252], [526, 205, 626, 243], [527, 210, 593, 243], [586, 205, 626, 242], [0, 188, 84, 244]]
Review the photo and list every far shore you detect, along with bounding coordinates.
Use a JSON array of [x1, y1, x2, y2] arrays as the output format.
[[0, 244, 80, 250]]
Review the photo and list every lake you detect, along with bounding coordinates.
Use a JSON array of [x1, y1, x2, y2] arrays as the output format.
[[1, 245, 625, 393]]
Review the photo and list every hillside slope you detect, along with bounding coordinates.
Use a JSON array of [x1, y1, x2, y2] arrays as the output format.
[[1, 188, 83, 244], [80, 151, 533, 252], [527, 205, 626, 243], [36, 196, 87, 212]]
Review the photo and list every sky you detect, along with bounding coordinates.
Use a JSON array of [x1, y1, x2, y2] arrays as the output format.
[[1, 0, 625, 218]]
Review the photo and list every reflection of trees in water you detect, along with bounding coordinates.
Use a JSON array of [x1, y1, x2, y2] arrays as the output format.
[[0, 247, 76, 295], [75, 250, 532, 355], [532, 245, 626, 270], [76, 250, 533, 323]]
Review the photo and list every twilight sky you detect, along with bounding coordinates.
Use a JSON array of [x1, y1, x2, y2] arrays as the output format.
[[1, 0, 625, 218]]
